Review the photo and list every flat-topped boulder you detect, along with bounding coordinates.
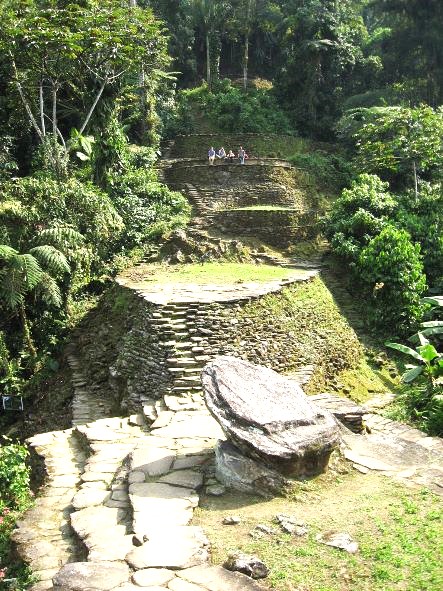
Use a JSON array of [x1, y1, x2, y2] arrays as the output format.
[[202, 356, 340, 478]]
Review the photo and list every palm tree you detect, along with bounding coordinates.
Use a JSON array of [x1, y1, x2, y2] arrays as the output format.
[[0, 243, 71, 357]]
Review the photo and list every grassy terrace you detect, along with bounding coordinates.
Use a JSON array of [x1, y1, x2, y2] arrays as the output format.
[[118, 262, 308, 286], [194, 469, 442, 591]]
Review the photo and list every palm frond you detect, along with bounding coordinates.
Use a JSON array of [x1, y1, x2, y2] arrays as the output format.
[[29, 245, 70, 277]]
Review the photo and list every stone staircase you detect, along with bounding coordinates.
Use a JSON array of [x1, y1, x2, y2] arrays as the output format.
[[67, 351, 117, 426], [158, 145, 318, 250]]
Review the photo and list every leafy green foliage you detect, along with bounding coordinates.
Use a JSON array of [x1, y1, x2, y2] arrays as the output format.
[[353, 105, 443, 188], [174, 80, 293, 134], [0, 176, 123, 253], [289, 150, 354, 192], [0, 437, 34, 590], [0, 0, 169, 174], [324, 174, 396, 261], [386, 302, 443, 436], [0, 438, 30, 510], [0, 136, 18, 181], [395, 183, 443, 289], [107, 169, 191, 246], [274, 0, 369, 138], [357, 226, 427, 332]]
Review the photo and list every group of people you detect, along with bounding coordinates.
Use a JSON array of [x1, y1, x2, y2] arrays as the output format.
[[207, 146, 248, 165]]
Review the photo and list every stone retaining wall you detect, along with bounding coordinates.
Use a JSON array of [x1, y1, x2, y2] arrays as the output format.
[[72, 276, 362, 414], [169, 134, 303, 159], [213, 208, 319, 247]]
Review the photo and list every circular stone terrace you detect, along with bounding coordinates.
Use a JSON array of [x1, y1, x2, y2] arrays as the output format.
[[116, 262, 318, 304]]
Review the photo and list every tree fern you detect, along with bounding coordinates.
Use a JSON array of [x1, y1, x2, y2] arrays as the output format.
[[0, 249, 44, 309], [34, 272, 63, 308], [0, 245, 19, 261], [29, 245, 70, 277], [33, 226, 84, 249]]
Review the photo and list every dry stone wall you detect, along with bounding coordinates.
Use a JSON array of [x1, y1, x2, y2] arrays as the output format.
[[213, 208, 318, 248], [80, 275, 363, 414]]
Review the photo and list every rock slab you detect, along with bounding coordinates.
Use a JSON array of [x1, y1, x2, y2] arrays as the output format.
[[202, 356, 340, 477], [52, 561, 129, 591]]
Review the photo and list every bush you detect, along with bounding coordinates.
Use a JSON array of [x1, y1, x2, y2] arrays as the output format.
[[107, 169, 191, 246], [0, 437, 34, 589], [0, 137, 18, 181], [289, 150, 354, 192], [325, 174, 396, 261], [356, 226, 427, 333], [175, 81, 293, 135], [0, 176, 123, 252], [395, 182, 443, 289]]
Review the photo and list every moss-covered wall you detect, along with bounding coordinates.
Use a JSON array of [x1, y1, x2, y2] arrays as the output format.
[[68, 276, 362, 412]]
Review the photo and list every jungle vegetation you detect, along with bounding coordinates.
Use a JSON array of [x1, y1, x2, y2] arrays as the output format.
[[0, 1, 441, 428]]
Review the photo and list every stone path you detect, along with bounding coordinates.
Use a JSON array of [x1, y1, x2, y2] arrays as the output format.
[[67, 351, 116, 426], [341, 413, 443, 494], [12, 429, 87, 590], [16, 401, 267, 591]]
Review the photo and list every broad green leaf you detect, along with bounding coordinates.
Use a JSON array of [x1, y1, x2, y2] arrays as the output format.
[[421, 321, 443, 328], [402, 365, 423, 383], [417, 344, 439, 363], [385, 342, 423, 361], [421, 296, 443, 308]]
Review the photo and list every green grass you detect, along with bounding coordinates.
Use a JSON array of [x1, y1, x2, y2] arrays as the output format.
[[119, 262, 309, 286], [194, 470, 443, 591]]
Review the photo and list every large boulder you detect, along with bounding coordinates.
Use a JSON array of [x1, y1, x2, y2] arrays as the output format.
[[202, 356, 340, 478]]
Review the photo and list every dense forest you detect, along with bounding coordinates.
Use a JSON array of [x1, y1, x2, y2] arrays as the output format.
[[0, 0, 442, 588]]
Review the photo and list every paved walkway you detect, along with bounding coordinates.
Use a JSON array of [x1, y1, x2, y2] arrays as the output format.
[[17, 400, 267, 591], [15, 390, 442, 591]]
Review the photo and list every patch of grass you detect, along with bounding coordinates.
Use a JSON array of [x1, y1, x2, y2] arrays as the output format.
[[194, 472, 442, 591], [118, 262, 309, 286]]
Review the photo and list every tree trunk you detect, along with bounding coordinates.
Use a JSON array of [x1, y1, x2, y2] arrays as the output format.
[[243, 33, 249, 90], [52, 82, 62, 177], [9, 52, 42, 140], [413, 160, 418, 200], [79, 79, 107, 135], [39, 81, 46, 136], [206, 32, 211, 90], [19, 304, 36, 358], [243, 0, 253, 90]]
